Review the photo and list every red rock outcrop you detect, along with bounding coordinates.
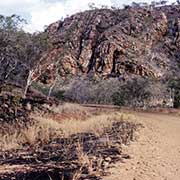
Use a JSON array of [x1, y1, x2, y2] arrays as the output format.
[[42, 5, 180, 81]]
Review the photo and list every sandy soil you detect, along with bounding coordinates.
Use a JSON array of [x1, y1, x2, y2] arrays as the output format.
[[104, 112, 180, 180]]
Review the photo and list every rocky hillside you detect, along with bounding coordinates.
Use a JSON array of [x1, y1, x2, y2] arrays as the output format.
[[42, 5, 180, 81]]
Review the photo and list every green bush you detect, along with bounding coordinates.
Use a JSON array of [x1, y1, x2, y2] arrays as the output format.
[[112, 92, 125, 107], [52, 90, 65, 101], [174, 95, 180, 108]]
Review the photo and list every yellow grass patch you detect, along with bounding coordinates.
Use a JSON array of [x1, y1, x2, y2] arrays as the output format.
[[0, 104, 135, 151]]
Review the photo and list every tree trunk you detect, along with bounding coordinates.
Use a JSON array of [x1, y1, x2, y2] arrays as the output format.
[[47, 80, 56, 100], [23, 70, 33, 98]]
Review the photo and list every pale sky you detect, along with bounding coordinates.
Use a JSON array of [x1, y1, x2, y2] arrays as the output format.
[[0, 0, 175, 32]]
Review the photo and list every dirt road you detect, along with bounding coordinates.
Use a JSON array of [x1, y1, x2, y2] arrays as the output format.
[[104, 112, 180, 180]]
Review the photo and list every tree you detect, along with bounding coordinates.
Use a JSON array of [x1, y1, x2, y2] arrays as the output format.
[[118, 78, 170, 108], [118, 78, 148, 107], [160, 1, 167, 5], [177, 0, 180, 5], [112, 92, 125, 107], [19, 32, 51, 98], [0, 16, 26, 86], [168, 78, 180, 108], [0, 14, 26, 31], [88, 3, 96, 10], [131, 2, 141, 8], [0, 14, 51, 98]]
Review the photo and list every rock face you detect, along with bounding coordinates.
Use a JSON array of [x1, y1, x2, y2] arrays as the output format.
[[43, 5, 180, 81]]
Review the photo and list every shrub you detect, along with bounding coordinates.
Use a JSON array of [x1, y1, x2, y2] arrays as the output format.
[[112, 92, 125, 107], [52, 90, 65, 101], [168, 78, 180, 108], [174, 95, 180, 108], [63, 76, 172, 108], [64, 77, 123, 104], [45, 75, 172, 108]]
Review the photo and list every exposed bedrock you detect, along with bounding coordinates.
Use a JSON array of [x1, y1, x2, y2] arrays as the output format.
[[41, 5, 180, 81]]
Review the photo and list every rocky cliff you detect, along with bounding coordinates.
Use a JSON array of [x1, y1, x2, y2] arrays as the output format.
[[41, 5, 180, 82]]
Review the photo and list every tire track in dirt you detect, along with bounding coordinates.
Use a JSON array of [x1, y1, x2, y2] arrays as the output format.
[[103, 112, 180, 180]]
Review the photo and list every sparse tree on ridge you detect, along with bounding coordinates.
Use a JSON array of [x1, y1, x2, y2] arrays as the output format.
[[0, 14, 51, 98]]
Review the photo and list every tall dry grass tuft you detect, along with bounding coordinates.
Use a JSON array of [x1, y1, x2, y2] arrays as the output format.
[[73, 142, 102, 180], [0, 133, 22, 151]]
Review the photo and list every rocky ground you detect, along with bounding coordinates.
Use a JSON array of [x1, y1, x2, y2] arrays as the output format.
[[0, 106, 140, 180]]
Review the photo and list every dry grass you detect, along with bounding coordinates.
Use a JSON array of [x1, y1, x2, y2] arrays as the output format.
[[72, 142, 104, 180], [50, 103, 88, 114], [0, 103, 135, 151], [0, 133, 22, 151], [0, 118, 63, 151], [70, 113, 133, 136], [0, 104, 139, 180]]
